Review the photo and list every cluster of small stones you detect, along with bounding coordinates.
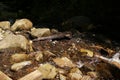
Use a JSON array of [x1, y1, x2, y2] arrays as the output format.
[[0, 18, 99, 80]]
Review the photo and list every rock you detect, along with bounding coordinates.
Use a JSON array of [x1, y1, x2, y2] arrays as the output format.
[[87, 71, 98, 79], [11, 53, 28, 63], [43, 50, 55, 57], [0, 32, 29, 50], [0, 21, 10, 30], [11, 18, 33, 31], [0, 71, 12, 80], [35, 51, 43, 62], [31, 27, 51, 37], [11, 61, 32, 71], [59, 74, 66, 80], [81, 75, 92, 80], [68, 68, 83, 80], [38, 63, 57, 79], [80, 48, 94, 57], [57, 68, 67, 74], [53, 57, 76, 68], [18, 70, 42, 80], [0, 28, 5, 40]]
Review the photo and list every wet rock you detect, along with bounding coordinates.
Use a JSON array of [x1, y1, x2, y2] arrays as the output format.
[[38, 63, 57, 79], [0, 21, 10, 30], [18, 70, 42, 80], [11, 61, 32, 71], [11, 53, 28, 63], [31, 27, 51, 37], [0, 32, 29, 50], [68, 68, 83, 80], [11, 19, 33, 31], [0, 71, 12, 80], [53, 57, 76, 68]]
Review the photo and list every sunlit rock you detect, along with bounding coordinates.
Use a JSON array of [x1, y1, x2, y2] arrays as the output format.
[[0, 21, 10, 30], [35, 51, 43, 62], [87, 71, 98, 79], [53, 57, 76, 68], [68, 68, 83, 80], [11, 61, 32, 71], [11, 18, 33, 31], [0, 32, 29, 50], [18, 70, 42, 80], [11, 53, 28, 63], [38, 63, 57, 79], [59, 74, 66, 80], [31, 27, 51, 37], [80, 48, 94, 57], [0, 71, 12, 80], [81, 75, 92, 80]]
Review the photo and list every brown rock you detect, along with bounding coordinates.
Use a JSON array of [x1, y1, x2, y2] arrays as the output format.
[[11, 53, 28, 63]]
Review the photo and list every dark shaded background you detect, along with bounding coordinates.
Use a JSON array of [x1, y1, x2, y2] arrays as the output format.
[[0, 0, 120, 41]]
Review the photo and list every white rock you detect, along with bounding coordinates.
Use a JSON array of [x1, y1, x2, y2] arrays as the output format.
[[11, 61, 32, 71], [11, 18, 33, 31], [0, 21, 10, 30]]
